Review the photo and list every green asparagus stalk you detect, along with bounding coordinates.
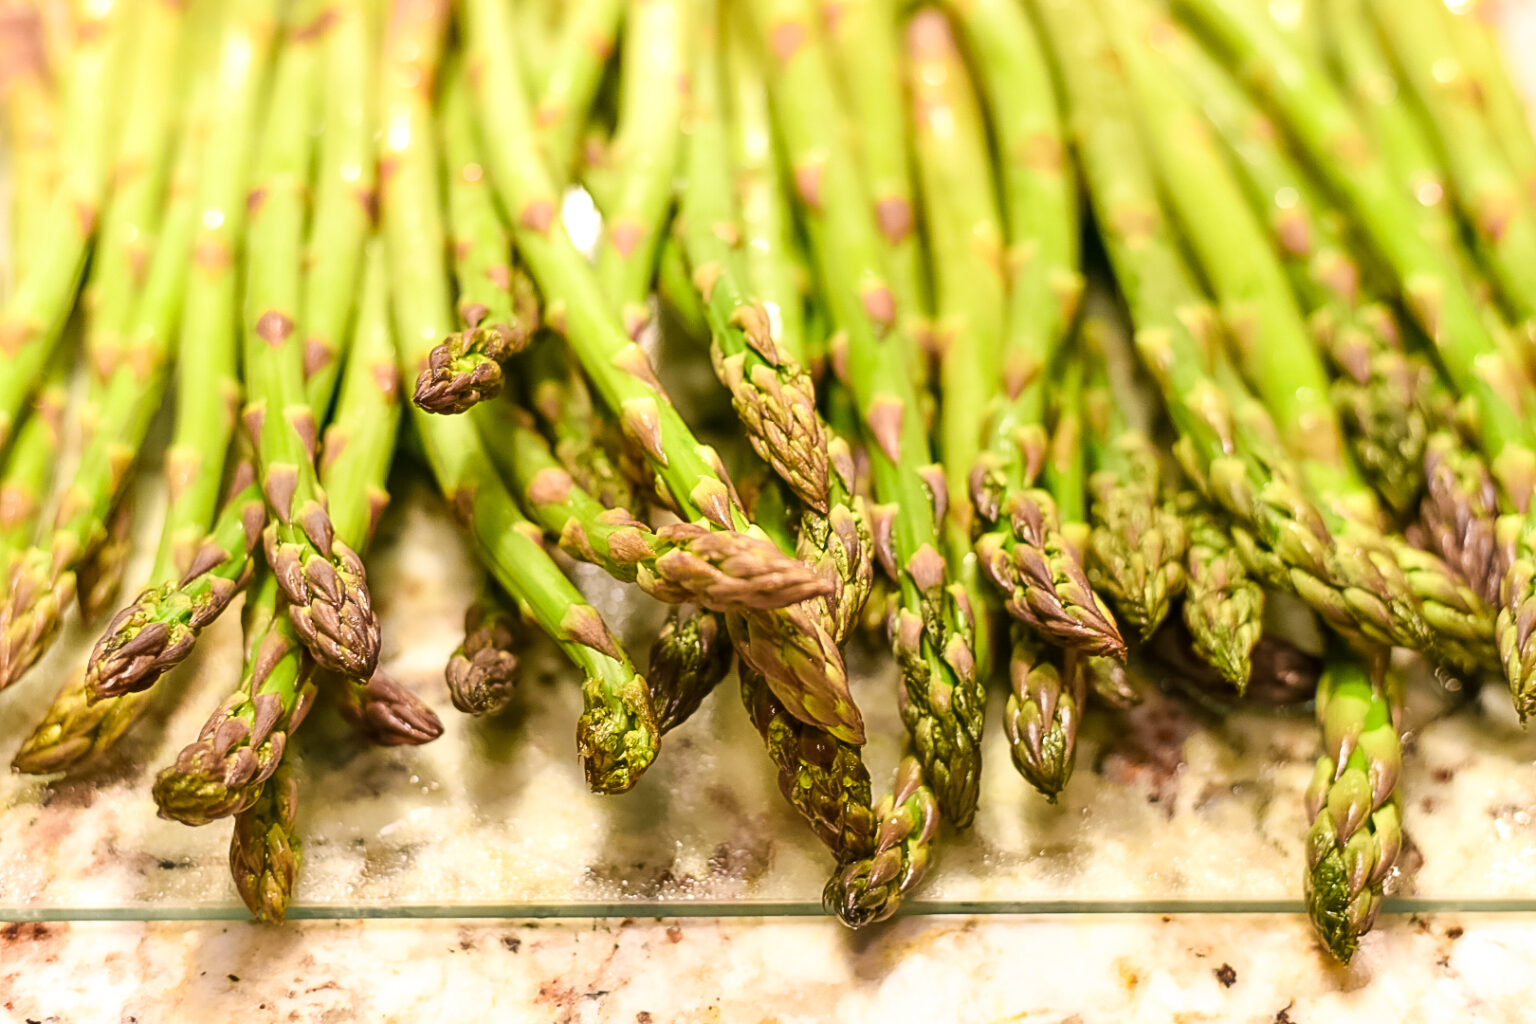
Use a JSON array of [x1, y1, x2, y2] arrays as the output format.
[[594, 0, 687, 339], [446, 588, 523, 717], [1367, 0, 1536, 329], [0, 0, 189, 690], [679, 3, 829, 511], [748, 0, 978, 824], [905, 7, 1003, 679], [1003, 623, 1083, 800], [74, 0, 280, 704], [1442, 0, 1536, 204], [723, 6, 808, 369], [822, 756, 940, 928], [821, 0, 927, 356], [1031, 0, 1427, 655], [463, 0, 859, 745], [0, 364, 66, 587], [241, 11, 379, 681], [229, 756, 300, 922], [530, 0, 626, 181], [481, 401, 832, 612], [1155, 11, 1438, 517], [382, 0, 657, 793], [1083, 315, 1187, 640], [0, 0, 129, 449], [520, 336, 638, 512], [1179, 492, 1266, 691], [413, 65, 539, 415], [741, 664, 876, 859], [649, 604, 733, 732], [151, 570, 319, 825], [1, 5, 59, 275], [1304, 642, 1403, 963]]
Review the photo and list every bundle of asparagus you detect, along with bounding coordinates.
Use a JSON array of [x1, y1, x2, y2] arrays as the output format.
[[3, 0, 1535, 961]]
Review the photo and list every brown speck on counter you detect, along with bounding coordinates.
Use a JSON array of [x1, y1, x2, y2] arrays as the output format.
[[0, 923, 49, 943], [666, 924, 683, 943], [636, 1013, 653, 1023], [1215, 963, 1237, 988], [1446, 925, 1464, 940], [500, 936, 521, 953], [1275, 1001, 1296, 1023]]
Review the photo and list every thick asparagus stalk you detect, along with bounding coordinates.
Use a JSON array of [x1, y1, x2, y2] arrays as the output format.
[[446, 588, 523, 717], [412, 65, 539, 416], [382, 0, 657, 793], [0, 0, 189, 689], [463, 0, 858, 744], [1033, 0, 1428, 654], [748, 0, 978, 824], [822, 756, 940, 928], [0, 0, 129, 449], [229, 757, 300, 922], [649, 604, 733, 733], [1083, 314, 1187, 641], [678, 4, 828, 512], [1305, 643, 1403, 963], [594, 0, 687, 338], [240, 12, 379, 681]]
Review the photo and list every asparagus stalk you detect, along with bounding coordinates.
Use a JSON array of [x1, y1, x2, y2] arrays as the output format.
[[0, 0, 189, 689], [240, 10, 379, 681], [650, 604, 733, 732], [1366, 0, 1536, 329], [530, 0, 626, 181], [228, 757, 300, 922], [481, 401, 831, 613], [1083, 314, 1187, 641], [0, 364, 67, 587], [412, 65, 539, 416], [821, 0, 927, 355], [73, 0, 280, 704], [0, 4, 59, 274], [1179, 492, 1266, 691], [1031, 0, 1427, 655], [594, 0, 687, 339], [0, 0, 129, 449], [151, 570, 319, 825], [748, 0, 978, 824], [1304, 643, 1403, 963], [382, 0, 657, 793], [1442, 0, 1536, 205], [463, 0, 859, 744], [446, 588, 523, 717], [822, 756, 940, 928], [678, 3, 829, 512], [1155, 12, 1438, 517], [905, 7, 1003, 678]]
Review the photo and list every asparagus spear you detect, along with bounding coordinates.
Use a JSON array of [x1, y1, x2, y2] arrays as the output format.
[[1154, 12, 1438, 518], [463, 0, 859, 744], [320, 241, 438, 748], [0, 365, 67, 587], [1304, 643, 1403, 963], [822, 756, 940, 928], [229, 757, 300, 922], [650, 604, 733, 733], [821, 0, 927, 355], [151, 570, 319, 825], [382, 0, 657, 793], [446, 588, 523, 717], [530, 0, 626, 181], [1423, 433, 1505, 607], [1178, 492, 1266, 691], [481, 401, 831, 613], [678, 2, 828, 512], [1366, 0, 1536, 329], [905, 7, 1003, 679], [73, 0, 280, 704], [748, 0, 978, 824], [412, 65, 539, 416], [0, 0, 129, 449], [740, 664, 876, 859], [1441, 0, 1536, 205], [240, 9, 379, 681], [1173, 0, 1536, 704], [594, 0, 687, 339], [1031, 0, 1427, 654], [0, 0, 189, 689], [520, 336, 638, 513], [1083, 314, 1187, 641], [0, 4, 59, 274]]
